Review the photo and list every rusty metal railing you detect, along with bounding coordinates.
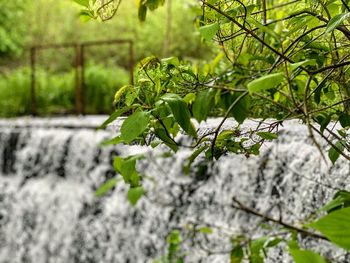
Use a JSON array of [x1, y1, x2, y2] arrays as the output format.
[[30, 39, 134, 115]]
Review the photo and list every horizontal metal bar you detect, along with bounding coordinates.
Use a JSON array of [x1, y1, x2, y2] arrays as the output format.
[[30, 39, 133, 50]]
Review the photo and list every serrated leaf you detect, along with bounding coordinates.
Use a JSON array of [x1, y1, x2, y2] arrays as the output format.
[[289, 249, 327, 263], [248, 73, 284, 93], [326, 13, 350, 33], [199, 22, 219, 41], [120, 110, 150, 143], [257, 132, 278, 140], [308, 207, 350, 250], [127, 186, 144, 206], [95, 178, 118, 197]]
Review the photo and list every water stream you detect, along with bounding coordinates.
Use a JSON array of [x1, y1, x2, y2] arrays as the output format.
[[0, 117, 349, 262]]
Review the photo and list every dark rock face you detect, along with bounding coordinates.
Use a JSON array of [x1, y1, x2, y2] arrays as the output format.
[[0, 118, 349, 263]]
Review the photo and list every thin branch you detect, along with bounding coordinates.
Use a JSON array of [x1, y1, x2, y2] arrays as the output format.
[[210, 91, 249, 157], [231, 197, 328, 241]]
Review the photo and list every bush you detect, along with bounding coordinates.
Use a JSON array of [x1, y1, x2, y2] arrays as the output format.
[[0, 64, 129, 117]]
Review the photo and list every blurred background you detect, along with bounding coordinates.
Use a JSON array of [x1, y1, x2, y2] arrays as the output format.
[[0, 0, 212, 117]]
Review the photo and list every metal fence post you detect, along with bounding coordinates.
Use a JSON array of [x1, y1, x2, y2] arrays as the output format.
[[30, 47, 37, 116], [129, 41, 134, 85], [75, 44, 84, 115]]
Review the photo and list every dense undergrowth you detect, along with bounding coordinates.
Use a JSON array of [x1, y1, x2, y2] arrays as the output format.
[[0, 64, 129, 116]]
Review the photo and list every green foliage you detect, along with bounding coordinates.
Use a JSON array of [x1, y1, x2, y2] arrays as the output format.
[[120, 110, 150, 143], [0, 0, 27, 56], [91, 0, 350, 261], [154, 230, 184, 263], [0, 64, 128, 117], [328, 141, 345, 164], [127, 186, 145, 206], [256, 132, 278, 140], [161, 94, 197, 137], [199, 22, 220, 41], [320, 190, 350, 213], [309, 207, 350, 251], [95, 178, 119, 197], [247, 73, 285, 94], [325, 12, 350, 33], [289, 249, 327, 263]]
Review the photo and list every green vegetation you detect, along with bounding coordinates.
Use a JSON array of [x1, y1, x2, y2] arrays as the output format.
[[0, 64, 129, 116], [74, 0, 350, 262], [4, 0, 350, 261], [0, 0, 209, 116]]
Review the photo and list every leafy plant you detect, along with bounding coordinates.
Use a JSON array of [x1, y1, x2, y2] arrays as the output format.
[[79, 0, 350, 261]]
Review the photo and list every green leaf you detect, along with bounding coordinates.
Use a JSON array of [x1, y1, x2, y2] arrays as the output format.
[[145, 0, 165, 10], [198, 227, 213, 234], [320, 191, 350, 213], [98, 107, 132, 129], [138, 4, 148, 21], [328, 141, 345, 164], [247, 73, 284, 93], [230, 245, 244, 263], [73, 0, 90, 7], [183, 145, 208, 174], [199, 22, 219, 41], [127, 186, 144, 206], [161, 57, 180, 66], [308, 207, 350, 250], [100, 136, 123, 146], [162, 94, 197, 137], [183, 93, 196, 104], [120, 110, 150, 143], [265, 238, 282, 248], [114, 155, 144, 187], [154, 127, 179, 152], [326, 13, 350, 33], [339, 113, 350, 128], [315, 113, 331, 133], [95, 178, 118, 197], [79, 9, 95, 22], [289, 249, 327, 263], [247, 18, 281, 42], [249, 238, 266, 263], [221, 92, 250, 124], [290, 59, 316, 71], [257, 132, 278, 140], [192, 89, 216, 122]]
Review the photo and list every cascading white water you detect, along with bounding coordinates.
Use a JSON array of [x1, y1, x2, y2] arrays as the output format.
[[0, 117, 349, 263]]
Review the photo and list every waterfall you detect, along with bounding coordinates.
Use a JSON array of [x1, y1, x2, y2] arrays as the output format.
[[0, 117, 349, 263]]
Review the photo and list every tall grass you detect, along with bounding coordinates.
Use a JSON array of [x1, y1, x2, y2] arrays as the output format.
[[0, 64, 129, 117]]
